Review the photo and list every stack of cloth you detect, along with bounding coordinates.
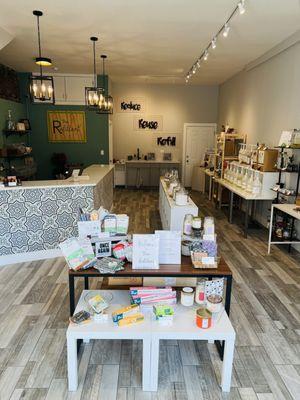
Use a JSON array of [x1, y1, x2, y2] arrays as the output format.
[[130, 286, 177, 305]]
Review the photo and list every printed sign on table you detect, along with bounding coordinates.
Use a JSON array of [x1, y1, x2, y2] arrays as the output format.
[[47, 111, 86, 142], [132, 234, 160, 269]]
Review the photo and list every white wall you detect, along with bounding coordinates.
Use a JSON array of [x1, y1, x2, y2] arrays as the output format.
[[112, 83, 219, 161], [218, 41, 300, 146], [218, 40, 300, 239]]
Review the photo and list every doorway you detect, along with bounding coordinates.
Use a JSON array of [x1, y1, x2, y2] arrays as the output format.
[[182, 123, 216, 187]]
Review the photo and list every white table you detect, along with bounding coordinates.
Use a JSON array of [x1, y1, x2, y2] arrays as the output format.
[[218, 178, 276, 238], [66, 290, 152, 392], [67, 290, 236, 393], [159, 178, 198, 231], [150, 305, 236, 392], [268, 203, 300, 254]]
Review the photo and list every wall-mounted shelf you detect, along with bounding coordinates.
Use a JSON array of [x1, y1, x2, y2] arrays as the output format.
[[2, 130, 31, 138]]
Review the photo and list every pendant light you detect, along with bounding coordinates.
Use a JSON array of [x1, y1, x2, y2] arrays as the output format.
[[97, 55, 113, 114], [85, 37, 105, 110], [29, 10, 55, 104]]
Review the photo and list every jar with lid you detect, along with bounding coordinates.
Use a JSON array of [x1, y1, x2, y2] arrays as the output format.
[[192, 217, 202, 237], [252, 171, 262, 195], [195, 279, 207, 305], [183, 214, 193, 236]]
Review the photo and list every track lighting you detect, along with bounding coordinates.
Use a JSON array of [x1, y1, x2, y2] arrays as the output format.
[[223, 23, 230, 38], [211, 37, 217, 49], [185, 1, 245, 82], [238, 0, 246, 15]]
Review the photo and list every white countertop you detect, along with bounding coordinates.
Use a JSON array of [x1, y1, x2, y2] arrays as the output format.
[[273, 203, 300, 220], [160, 177, 198, 209], [218, 178, 276, 200], [0, 164, 114, 191]]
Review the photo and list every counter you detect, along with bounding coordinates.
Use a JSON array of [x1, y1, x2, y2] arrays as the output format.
[[125, 161, 181, 187], [0, 164, 114, 264]]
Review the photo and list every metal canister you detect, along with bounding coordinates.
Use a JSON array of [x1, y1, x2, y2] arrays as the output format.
[[207, 294, 223, 313], [196, 307, 212, 329]]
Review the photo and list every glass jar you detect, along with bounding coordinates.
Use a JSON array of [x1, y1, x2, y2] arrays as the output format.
[[195, 279, 207, 305], [246, 170, 253, 193], [183, 214, 193, 236], [252, 172, 262, 195]]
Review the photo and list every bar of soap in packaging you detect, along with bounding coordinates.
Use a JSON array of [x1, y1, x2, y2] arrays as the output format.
[[112, 304, 140, 322], [116, 214, 129, 234], [117, 313, 144, 326]]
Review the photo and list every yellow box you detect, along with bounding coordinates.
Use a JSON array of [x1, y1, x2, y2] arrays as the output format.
[[112, 304, 140, 322], [117, 313, 144, 326]]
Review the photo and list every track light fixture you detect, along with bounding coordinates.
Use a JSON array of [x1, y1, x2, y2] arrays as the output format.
[[211, 37, 217, 49], [238, 0, 246, 15], [185, 0, 246, 82]]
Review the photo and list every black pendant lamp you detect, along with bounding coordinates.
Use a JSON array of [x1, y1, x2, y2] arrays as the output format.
[[97, 55, 113, 114], [85, 37, 104, 110], [29, 10, 55, 104]]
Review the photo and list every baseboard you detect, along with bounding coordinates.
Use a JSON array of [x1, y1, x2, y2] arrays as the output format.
[[0, 248, 62, 266]]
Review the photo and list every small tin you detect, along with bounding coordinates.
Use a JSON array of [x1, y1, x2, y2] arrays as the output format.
[[196, 307, 212, 329]]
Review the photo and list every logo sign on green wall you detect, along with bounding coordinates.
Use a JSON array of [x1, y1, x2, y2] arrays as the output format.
[[47, 111, 87, 142]]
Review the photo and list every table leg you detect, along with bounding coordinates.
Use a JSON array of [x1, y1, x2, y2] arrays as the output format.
[[67, 335, 78, 391], [69, 275, 75, 316], [142, 338, 152, 391], [244, 200, 251, 238], [229, 191, 234, 223], [225, 276, 232, 317], [84, 276, 89, 290], [221, 336, 235, 392], [209, 177, 212, 201], [150, 338, 160, 391], [268, 205, 274, 254]]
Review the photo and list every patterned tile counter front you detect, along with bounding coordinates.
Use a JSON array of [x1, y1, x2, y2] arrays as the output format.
[[0, 165, 114, 260]]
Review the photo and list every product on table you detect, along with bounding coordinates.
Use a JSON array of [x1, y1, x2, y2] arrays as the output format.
[[103, 215, 117, 234], [117, 313, 144, 326], [183, 214, 193, 235], [195, 279, 207, 305], [153, 304, 174, 318], [88, 294, 109, 314], [130, 286, 177, 305], [70, 310, 91, 324], [116, 214, 129, 234], [195, 307, 212, 329], [93, 257, 125, 274], [180, 287, 194, 306], [206, 294, 223, 313], [112, 304, 140, 322]]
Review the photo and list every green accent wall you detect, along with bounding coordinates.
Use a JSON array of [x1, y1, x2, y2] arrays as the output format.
[[18, 73, 109, 180]]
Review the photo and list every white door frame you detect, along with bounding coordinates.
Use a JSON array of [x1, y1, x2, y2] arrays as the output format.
[[182, 123, 217, 186]]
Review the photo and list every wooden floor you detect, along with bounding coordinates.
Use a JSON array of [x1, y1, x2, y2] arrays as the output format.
[[0, 188, 300, 400]]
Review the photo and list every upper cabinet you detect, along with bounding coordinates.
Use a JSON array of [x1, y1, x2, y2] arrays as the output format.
[[52, 74, 94, 105]]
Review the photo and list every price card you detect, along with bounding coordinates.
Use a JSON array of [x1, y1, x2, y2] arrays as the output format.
[[132, 234, 160, 269]]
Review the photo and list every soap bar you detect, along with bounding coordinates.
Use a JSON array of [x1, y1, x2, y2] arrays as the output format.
[[153, 304, 174, 317], [112, 304, 140, 322], [117, 313, 144, 326]]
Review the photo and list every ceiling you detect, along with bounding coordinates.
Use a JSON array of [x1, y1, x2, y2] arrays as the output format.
[[0, 0, 299, 85]]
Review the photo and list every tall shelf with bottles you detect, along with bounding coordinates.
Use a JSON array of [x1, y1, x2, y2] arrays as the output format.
[[270, 146, 300, 246]]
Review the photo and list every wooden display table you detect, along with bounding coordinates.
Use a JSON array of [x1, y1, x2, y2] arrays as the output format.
[[68, 256, 233, 359]]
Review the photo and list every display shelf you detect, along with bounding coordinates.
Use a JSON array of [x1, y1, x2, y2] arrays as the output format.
[[2, 130, 31, 137]]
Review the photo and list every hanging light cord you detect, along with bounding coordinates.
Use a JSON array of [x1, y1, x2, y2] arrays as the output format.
[[36, 14, 43, 78], [93, 40, 96, 87], [102, 56, 106, 93]]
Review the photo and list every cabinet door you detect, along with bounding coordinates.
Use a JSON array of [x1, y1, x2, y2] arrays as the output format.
[[64, 76, 93, 104], [126, 166, 138, 187], [139, 165, 151, 187], [149, 164, 160, 187], [53, 76, 66, 103]]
